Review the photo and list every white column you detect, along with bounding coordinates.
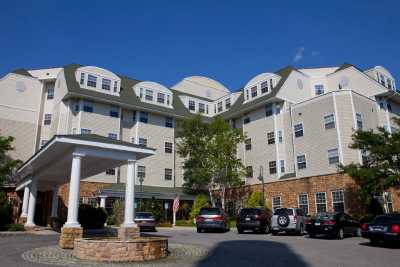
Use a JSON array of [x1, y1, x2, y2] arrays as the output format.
[[20, 185, 30, 218], [25, 179, 37, 227], [51, 186, 59, 218], [123, 159, 137, 227], [64, 152, 84, 228], [99, 196, 107, 208]]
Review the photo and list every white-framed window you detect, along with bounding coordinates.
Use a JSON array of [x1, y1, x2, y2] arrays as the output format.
[[261, 81, 269, 94], [157, 92, 165, 104], [265, 104, 273, 117], [106, 168, 116, 175], [246, 166, 253, 178], [267, 132, 275, 144], [108, 133, 118, 140], [332, 190, 345, 213], [165, 116, 173, 128], [137, 166, 146, 179], [245, 138, 252, 150], [324, 114, 335, 129], [315, 192, 327, 213], [139, 112, 148, 123], [225, 98, 231, 109], [206, 104, 209, 114], [251, 86, 257, 98], [328, 148, 339, 164], [297, 154, 307, 169], [189, 100, 195, 111], [83, 101, 94, 113], [280, 160, 285, 173], [298, 194, 309, 215], [47, 87, 54, 100], [139, 88, 143, 99], [356, 113, 363, 129], [294, 123, 304, 137], [278, 130, 283, 143], [315, 84, 324, 95], [113, 81, 118, 92], [167, 95, 170, 105], [385, 192, 393, 213], [164, 168, 173, 180], [272, 196, 281, 212], [145, 89, 153, 101], [165, 142, 173, 153], [43, 114, 52, 125], [269, 161, 277, 174], [131, 137, 135, 143], [80, 73, 85, 85], [198, 103, 205, 113], [246, 89, 249, 100], [81, 128, 92, 134], [87, 74, 97, 87], [109, 106, 119, 118], [139, 138, 147, 147], [102, 78, 111, 90], [217, 102, 223, 112]]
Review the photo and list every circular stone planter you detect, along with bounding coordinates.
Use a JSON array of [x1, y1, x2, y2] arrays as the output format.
[[73, 237, 168, 262]]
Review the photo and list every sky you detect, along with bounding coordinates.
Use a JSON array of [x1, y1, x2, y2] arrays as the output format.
[[1, 0, 399, 91]]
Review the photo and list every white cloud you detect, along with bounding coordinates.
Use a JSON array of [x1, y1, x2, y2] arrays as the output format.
[[293, 47, 305, 63]]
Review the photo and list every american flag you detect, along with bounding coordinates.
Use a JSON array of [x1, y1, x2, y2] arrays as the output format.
[[173, 195, 180, 213]]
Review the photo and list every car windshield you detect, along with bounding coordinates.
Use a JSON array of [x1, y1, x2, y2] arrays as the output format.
[[200, 208, 221, 215], [274, 208, 293, 216], [373, 215, 400, 224], [315, 213, 336, 220], [136, 212, 153, 219], [240, 209, 260, 216]]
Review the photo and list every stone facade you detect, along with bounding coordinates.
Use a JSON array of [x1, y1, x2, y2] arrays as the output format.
[[118, 226, 140, 240], [73, 237, 168, 262], [59, 227, 83, 249]]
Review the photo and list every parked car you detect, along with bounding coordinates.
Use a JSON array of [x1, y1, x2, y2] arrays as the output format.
[[236, 208, 271, 234], [134, 212, 156, 231], [196, 207, 229, 233], [361, 214, 400, 246], [305, 212, 360, 239], [271, 208, 306, 235]]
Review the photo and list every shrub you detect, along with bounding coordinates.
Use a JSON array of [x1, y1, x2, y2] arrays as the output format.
[[175, 220, 195, 227], [5, 223, 24, 231], [78, 204, 107, 229], [0, 192, 12, 230], [107, 200, 124, 226], [245, 191, 263, 208], [189, 194, 209, 220]]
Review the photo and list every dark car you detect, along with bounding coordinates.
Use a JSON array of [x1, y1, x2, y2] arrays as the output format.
[[134, 212, 156, 231], [361, 214, 400, 246], [236, 208, 271, 234], [196, 207, 229, 233], [305, 212, 360, 239]]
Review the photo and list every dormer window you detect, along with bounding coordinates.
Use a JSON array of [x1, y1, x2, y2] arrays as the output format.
[[102, 78, 111, 90], [251, 86, 257, 98], [189, 100, 195, 111], [261, 81, 269, 94], [387, 79, 392, 90], [225, 98, 231, 109], [113, 81, 118, 92], [157, 92, 165, 104], [217, 102, 223, 112], [140, 88, 143, 99], [246, 90, 249, 100], [145, 89, 153, 101], [380, 74, 386, 86], [80, 73, 85, 85], [87, 75, 97, 88], [315, 84, 324, 95], [270, 79, 273, 89], [167, 95, 170, 105], [199, 103, 205, 113]]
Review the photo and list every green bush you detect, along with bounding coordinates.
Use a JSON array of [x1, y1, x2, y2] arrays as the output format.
[[189, 194, 209, 220], [5, 224, 24, 231], [175, 219, 195, 227], [78, 204, 108, 229], [107, 200, 124, 226], [245, 191, 263, 208], [0, 192, 13, 229]]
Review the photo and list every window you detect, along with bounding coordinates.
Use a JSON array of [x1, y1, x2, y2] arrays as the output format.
[[131, 137, 135, 143], [140, 88, 143, 99], [225, 98, 231, 109], [246, 90, 249, 100], [47, 87, 54, 99], [108, 133, 118, 140], [87, 74, 97, 87], [145, 89, 153, 101], [261, 81, 269, 94], [81, 128, 92, 134], [106, 169, 116, 175], [387, 103, 392, 112], [275, 105, 281, 114], [361, 149, 369, 165], [110, 106, 119, 118], [246, 166, 253, 178], [272, 196, 281, 212], [380, 74, 386, 86], [270, 79, 273, 89], [251, 86, 257, 98], [157, 92, 165, 104], [328, 148, 339, 164], [385, 192, 393, 213], [356, 113, 363, 129], [102, 78, 111, 90], [198, 103, 205, 113], [315, 192, 327, 213], [139, 138, 147, 147], [189, 100, 195, 111], [332, 190, 345, 213], [164, 168, 173, 180], [165, 116, 173, 128], [83, 101, 93, 113], [165, 142, 173, 153], [265, 104, 273, 117], [245, 138, 252, 150], [244, 116, 250, 124], [113, 81, 118, 92], [267, 132, 275, 145], [278, 130, 283, 143], [132, 111, 137, 122], [137, 166, 146, 179], [297, 155, 307, 169], [80, 73, 85, 85], [324, 114, 335, 129], [167, 95, 170, 105], [294, 123, 304, 138], [44, 114, 52, 125], [315, 84, 324, 95], [217, 102, 223, 112], [206, 105, 209, 114], [74, 104, 80, 112], [269, 161, 277, 174], [139, 112, 148, 123], [298, 194, 309, 215], [280, 160, 285, 173]]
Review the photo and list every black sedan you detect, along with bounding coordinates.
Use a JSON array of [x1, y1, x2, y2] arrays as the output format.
[[305, 212, 360, 239], [361, 214, 400, 246]]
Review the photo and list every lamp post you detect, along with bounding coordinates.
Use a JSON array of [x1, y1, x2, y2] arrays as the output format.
[[257, 165, 265, 208]]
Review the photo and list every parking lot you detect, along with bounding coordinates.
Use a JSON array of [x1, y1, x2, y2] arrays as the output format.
[[0, 227, 399, 267]]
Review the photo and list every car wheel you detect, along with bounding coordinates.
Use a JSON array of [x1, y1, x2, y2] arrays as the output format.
[[355, 228, 361, 237], [271, 230, 278, 236], [370, 238, 379, 246], [337, 228, 344, 240], [237, 228, 244, 234]]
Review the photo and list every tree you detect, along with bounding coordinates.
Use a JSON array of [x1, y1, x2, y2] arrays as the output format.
[[340, 118, 400, 214], [189, 194, 209, 220], [0, 135, 21, 186], [177, 115, 245, 208], [245, 191, 263, 208]]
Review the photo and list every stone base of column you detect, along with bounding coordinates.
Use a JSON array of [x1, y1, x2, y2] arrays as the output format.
[[24, 224, 38, 232], [59, 227, 83, 249], [118, 226, 140, 241]]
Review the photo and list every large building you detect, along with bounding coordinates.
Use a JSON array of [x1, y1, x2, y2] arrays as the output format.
[[1, 63, 399, 224]]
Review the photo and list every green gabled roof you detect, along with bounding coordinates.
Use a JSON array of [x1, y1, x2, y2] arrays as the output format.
[[220, 65, 296, 119], [62, 64, 193, 119], [11, 68, 33, 77]]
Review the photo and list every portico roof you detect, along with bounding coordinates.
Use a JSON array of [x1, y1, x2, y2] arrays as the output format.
[[15, 134, 155, 191]]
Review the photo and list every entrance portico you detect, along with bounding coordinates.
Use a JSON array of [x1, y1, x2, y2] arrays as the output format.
[[15, 134, 155, 248]]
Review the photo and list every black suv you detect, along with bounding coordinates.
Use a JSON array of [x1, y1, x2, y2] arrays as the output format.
[[236, 208, 271, 234]]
